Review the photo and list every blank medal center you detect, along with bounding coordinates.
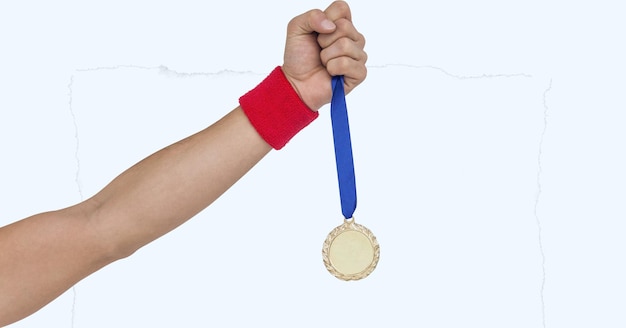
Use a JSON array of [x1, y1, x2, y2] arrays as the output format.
[[329, 230, 374, 274]]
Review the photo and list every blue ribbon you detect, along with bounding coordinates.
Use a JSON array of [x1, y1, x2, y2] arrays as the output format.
[[330, 76, 357, 220]]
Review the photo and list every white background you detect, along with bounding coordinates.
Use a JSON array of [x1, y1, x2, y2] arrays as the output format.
[[1, 1, 625, 327]]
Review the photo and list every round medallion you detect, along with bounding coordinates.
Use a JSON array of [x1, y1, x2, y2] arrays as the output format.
[[322, 217, 380, 281]]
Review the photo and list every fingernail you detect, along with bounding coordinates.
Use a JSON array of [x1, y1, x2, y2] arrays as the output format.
[[321, 19, 336, 30]]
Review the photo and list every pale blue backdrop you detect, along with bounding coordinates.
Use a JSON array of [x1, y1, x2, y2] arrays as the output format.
[[1, 1, 625, 327]]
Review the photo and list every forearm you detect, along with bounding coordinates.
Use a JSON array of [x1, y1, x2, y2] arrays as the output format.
[[0, 106, 270, 325], [92, 106, 271, 258]]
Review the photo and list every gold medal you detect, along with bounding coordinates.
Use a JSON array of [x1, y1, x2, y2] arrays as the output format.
[[322, 217, 380, 281], [324, 77, 379, 281]]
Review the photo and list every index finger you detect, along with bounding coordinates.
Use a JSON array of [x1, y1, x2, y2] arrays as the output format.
[[324, 1, 352, 22]]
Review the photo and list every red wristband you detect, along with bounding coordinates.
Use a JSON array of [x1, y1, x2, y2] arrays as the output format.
[[239, 66, 319, 150]]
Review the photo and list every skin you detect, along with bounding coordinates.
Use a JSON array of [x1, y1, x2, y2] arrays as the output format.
[[0, 1, 367, 326]]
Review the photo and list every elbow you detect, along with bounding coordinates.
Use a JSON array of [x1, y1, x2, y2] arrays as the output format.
[[82, 195, 141, 262]]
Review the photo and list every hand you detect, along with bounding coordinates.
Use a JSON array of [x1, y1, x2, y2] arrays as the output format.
[[282, 1, 367, 111]]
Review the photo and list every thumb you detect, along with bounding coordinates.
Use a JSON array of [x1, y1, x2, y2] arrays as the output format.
[[287, 9, 336, 37]]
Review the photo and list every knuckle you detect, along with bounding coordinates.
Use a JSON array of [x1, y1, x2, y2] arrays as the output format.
[[337, 37, 352, 52], [328, 57, 352, 75], [335, 18, 352, 32]]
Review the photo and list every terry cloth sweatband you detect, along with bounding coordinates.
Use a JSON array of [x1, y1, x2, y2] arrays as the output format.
[[239, 66, 319, 150]]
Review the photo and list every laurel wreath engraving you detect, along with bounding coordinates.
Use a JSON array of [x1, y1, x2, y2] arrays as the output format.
[[322, 218, 380, 281]]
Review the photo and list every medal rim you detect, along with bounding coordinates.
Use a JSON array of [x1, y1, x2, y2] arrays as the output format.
[[322, 217, 380, 281]]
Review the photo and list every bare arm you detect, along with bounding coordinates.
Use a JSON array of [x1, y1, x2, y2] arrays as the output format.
[[0, 107, 270, 324], [0, 1, 366, 325]]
